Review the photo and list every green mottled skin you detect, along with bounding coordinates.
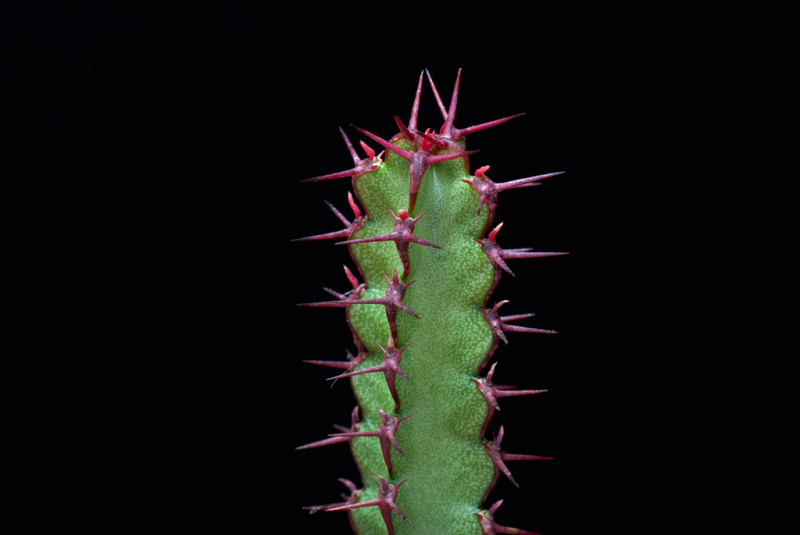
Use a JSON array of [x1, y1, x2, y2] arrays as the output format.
[[345, 137, 496, 535]]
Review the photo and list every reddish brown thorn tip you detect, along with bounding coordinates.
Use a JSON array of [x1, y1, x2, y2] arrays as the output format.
[[425, 68, 448, 119], [343, 264, 360, 291], [409, 70, 424, 132], [487, 221, 502, 242], [425, 149, 479, 166], [303, 347, 368, 371], [439, 68, 461, 139], [359, 140, 376, 160], [340, 126, 360, 164], [454, 112, 524, 139], [295, 434, 351, 451], [303, 478, 363, 514], [291, 195, 367, 242], [476, 499, 541, 535], [493, 171, 565, 193], [296, 406, 362, 450], [326, 475, 409, 534], [327, 407, 411, 476]]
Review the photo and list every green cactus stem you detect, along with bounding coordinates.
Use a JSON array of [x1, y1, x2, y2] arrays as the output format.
[[296, 69, 565, 535]]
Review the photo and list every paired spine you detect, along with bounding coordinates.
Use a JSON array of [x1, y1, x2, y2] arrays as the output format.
[[296, 69, 564, 535]]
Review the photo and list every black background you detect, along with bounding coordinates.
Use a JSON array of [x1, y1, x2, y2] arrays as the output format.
[[5, 3, 752, 534]]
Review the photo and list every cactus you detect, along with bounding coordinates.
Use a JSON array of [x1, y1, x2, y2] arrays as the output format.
[[295, 69, 565, 535]]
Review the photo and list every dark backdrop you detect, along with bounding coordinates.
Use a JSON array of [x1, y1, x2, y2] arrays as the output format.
[[6, 3, 746, 534]]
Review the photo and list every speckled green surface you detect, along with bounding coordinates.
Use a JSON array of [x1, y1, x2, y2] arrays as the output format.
[[345, 140, 496, 535]]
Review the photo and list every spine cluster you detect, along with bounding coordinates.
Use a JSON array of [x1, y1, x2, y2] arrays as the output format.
[[295, 70, 565, 535]]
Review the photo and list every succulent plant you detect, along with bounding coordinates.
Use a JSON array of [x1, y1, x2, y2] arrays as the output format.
[[295, 69, 565, 535]]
